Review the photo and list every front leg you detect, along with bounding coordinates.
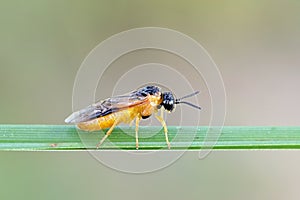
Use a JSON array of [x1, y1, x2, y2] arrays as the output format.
[[155, 110, 171, 149]]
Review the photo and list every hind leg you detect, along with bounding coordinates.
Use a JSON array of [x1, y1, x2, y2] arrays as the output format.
[[96, 119, 120, 148]]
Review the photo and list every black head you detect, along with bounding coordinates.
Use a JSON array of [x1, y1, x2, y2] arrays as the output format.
[[161, 91, 201, 112], [161, 92, 175, 112]]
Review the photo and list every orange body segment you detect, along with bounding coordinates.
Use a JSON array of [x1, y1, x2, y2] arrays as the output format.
[[77, 101, 156, 131]]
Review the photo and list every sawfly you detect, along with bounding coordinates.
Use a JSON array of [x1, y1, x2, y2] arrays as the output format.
[[65, 85, 201, 149]]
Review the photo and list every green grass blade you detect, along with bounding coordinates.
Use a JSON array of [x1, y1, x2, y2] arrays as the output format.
[[0, 125, 300, 150]]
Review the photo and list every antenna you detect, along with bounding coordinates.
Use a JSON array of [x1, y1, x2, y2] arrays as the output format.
[[175, 91, 201, 110]]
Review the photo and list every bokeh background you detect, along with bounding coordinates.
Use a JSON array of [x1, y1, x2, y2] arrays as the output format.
[[1, 1, 300, 200]]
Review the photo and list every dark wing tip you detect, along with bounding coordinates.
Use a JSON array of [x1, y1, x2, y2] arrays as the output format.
[[64, 106, 105, 124]]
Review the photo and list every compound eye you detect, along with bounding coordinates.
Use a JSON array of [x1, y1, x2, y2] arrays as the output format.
[[168, 104, 174, 112], [163, 101, 174, 111]]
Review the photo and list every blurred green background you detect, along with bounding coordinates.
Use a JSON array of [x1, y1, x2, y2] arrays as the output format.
[[1, 1, 300, 200]]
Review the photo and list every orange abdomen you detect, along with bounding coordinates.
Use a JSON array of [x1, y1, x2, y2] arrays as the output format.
[[77, 114, 116, 131], [77, 106, 143, 131]]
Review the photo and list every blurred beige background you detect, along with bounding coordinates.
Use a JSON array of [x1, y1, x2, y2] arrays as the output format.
[[0, 1, 300, 200]]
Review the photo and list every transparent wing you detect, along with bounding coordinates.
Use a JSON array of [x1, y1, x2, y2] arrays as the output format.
[[65, 91, 147, 123]]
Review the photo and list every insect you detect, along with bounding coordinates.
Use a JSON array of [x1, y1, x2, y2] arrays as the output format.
[[65, 85, 201, 149]]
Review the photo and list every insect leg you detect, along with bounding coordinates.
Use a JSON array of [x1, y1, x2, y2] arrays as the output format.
[[135, 115, 141, 149], [155, 110, 171, 149], [129, 119, 134, 127], [96, 118, 120, 148]]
